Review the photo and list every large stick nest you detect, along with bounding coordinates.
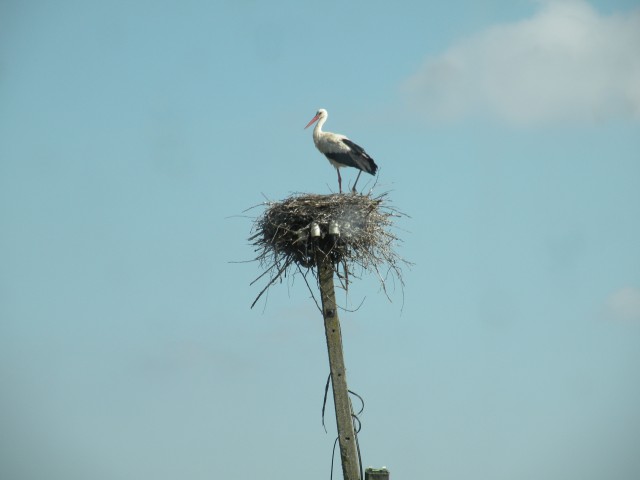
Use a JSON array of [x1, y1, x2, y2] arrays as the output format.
[[249, 192, 409, 308]]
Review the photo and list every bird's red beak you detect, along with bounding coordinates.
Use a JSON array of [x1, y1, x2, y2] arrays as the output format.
[[304, 114, 320, 129]]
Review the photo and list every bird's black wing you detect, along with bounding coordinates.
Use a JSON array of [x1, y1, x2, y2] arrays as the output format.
[[341, 139, 378, 175], [325, 151, 360, 169]]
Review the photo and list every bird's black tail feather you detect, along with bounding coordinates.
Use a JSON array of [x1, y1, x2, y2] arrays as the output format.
[[342, 139, 378, 175]]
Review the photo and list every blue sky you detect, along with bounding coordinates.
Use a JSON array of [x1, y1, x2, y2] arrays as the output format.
[[1, 1, 639, 479]]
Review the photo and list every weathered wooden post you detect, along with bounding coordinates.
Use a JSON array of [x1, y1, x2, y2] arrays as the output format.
[[318, 257, 360, 480], [365, 467, 390, 479], [250, 192, 407, 480]]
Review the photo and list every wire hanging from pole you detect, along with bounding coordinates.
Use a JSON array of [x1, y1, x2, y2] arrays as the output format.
[[323, 373, 365, 480]]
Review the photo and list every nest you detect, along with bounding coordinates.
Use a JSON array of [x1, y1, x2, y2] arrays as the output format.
[[249, 192, 408, 308]]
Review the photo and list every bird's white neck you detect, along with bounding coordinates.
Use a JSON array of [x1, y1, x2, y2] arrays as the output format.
[[313, 113, 328, 144]]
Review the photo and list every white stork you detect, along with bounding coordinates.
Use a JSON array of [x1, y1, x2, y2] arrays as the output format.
[[305, 108, 378, 193]]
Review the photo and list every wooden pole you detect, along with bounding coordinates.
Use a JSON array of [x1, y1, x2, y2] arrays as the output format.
[[365, 467, 389, 479], [317, 256, 361, 480]]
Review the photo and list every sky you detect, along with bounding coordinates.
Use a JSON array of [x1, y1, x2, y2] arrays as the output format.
[[1, 1, 639, 479]]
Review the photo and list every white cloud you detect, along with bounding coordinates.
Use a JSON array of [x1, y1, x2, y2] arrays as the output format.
[[403, 0, 640, 125], [606, 286, 640, 322]]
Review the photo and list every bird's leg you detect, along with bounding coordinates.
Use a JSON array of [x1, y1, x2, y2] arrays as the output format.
[[336, 168, 342, 193], [352, 170, 363, 194]]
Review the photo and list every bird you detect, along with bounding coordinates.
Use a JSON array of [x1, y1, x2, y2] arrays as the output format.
[[304, 108, 378, 194]]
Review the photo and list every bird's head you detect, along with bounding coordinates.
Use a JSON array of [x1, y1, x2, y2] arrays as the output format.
[[304, 108, 327, 129]]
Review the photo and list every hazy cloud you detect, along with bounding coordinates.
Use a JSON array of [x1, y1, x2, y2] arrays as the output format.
[[606, 286, 640, 322], [404, 0, 640, 124]]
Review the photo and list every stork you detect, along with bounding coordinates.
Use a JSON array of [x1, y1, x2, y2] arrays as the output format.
[[305, 108, 378, 193]]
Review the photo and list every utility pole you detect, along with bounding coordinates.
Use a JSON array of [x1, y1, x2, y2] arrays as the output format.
[[251, 192, 407, 479], [318, 256, 360, 480]]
